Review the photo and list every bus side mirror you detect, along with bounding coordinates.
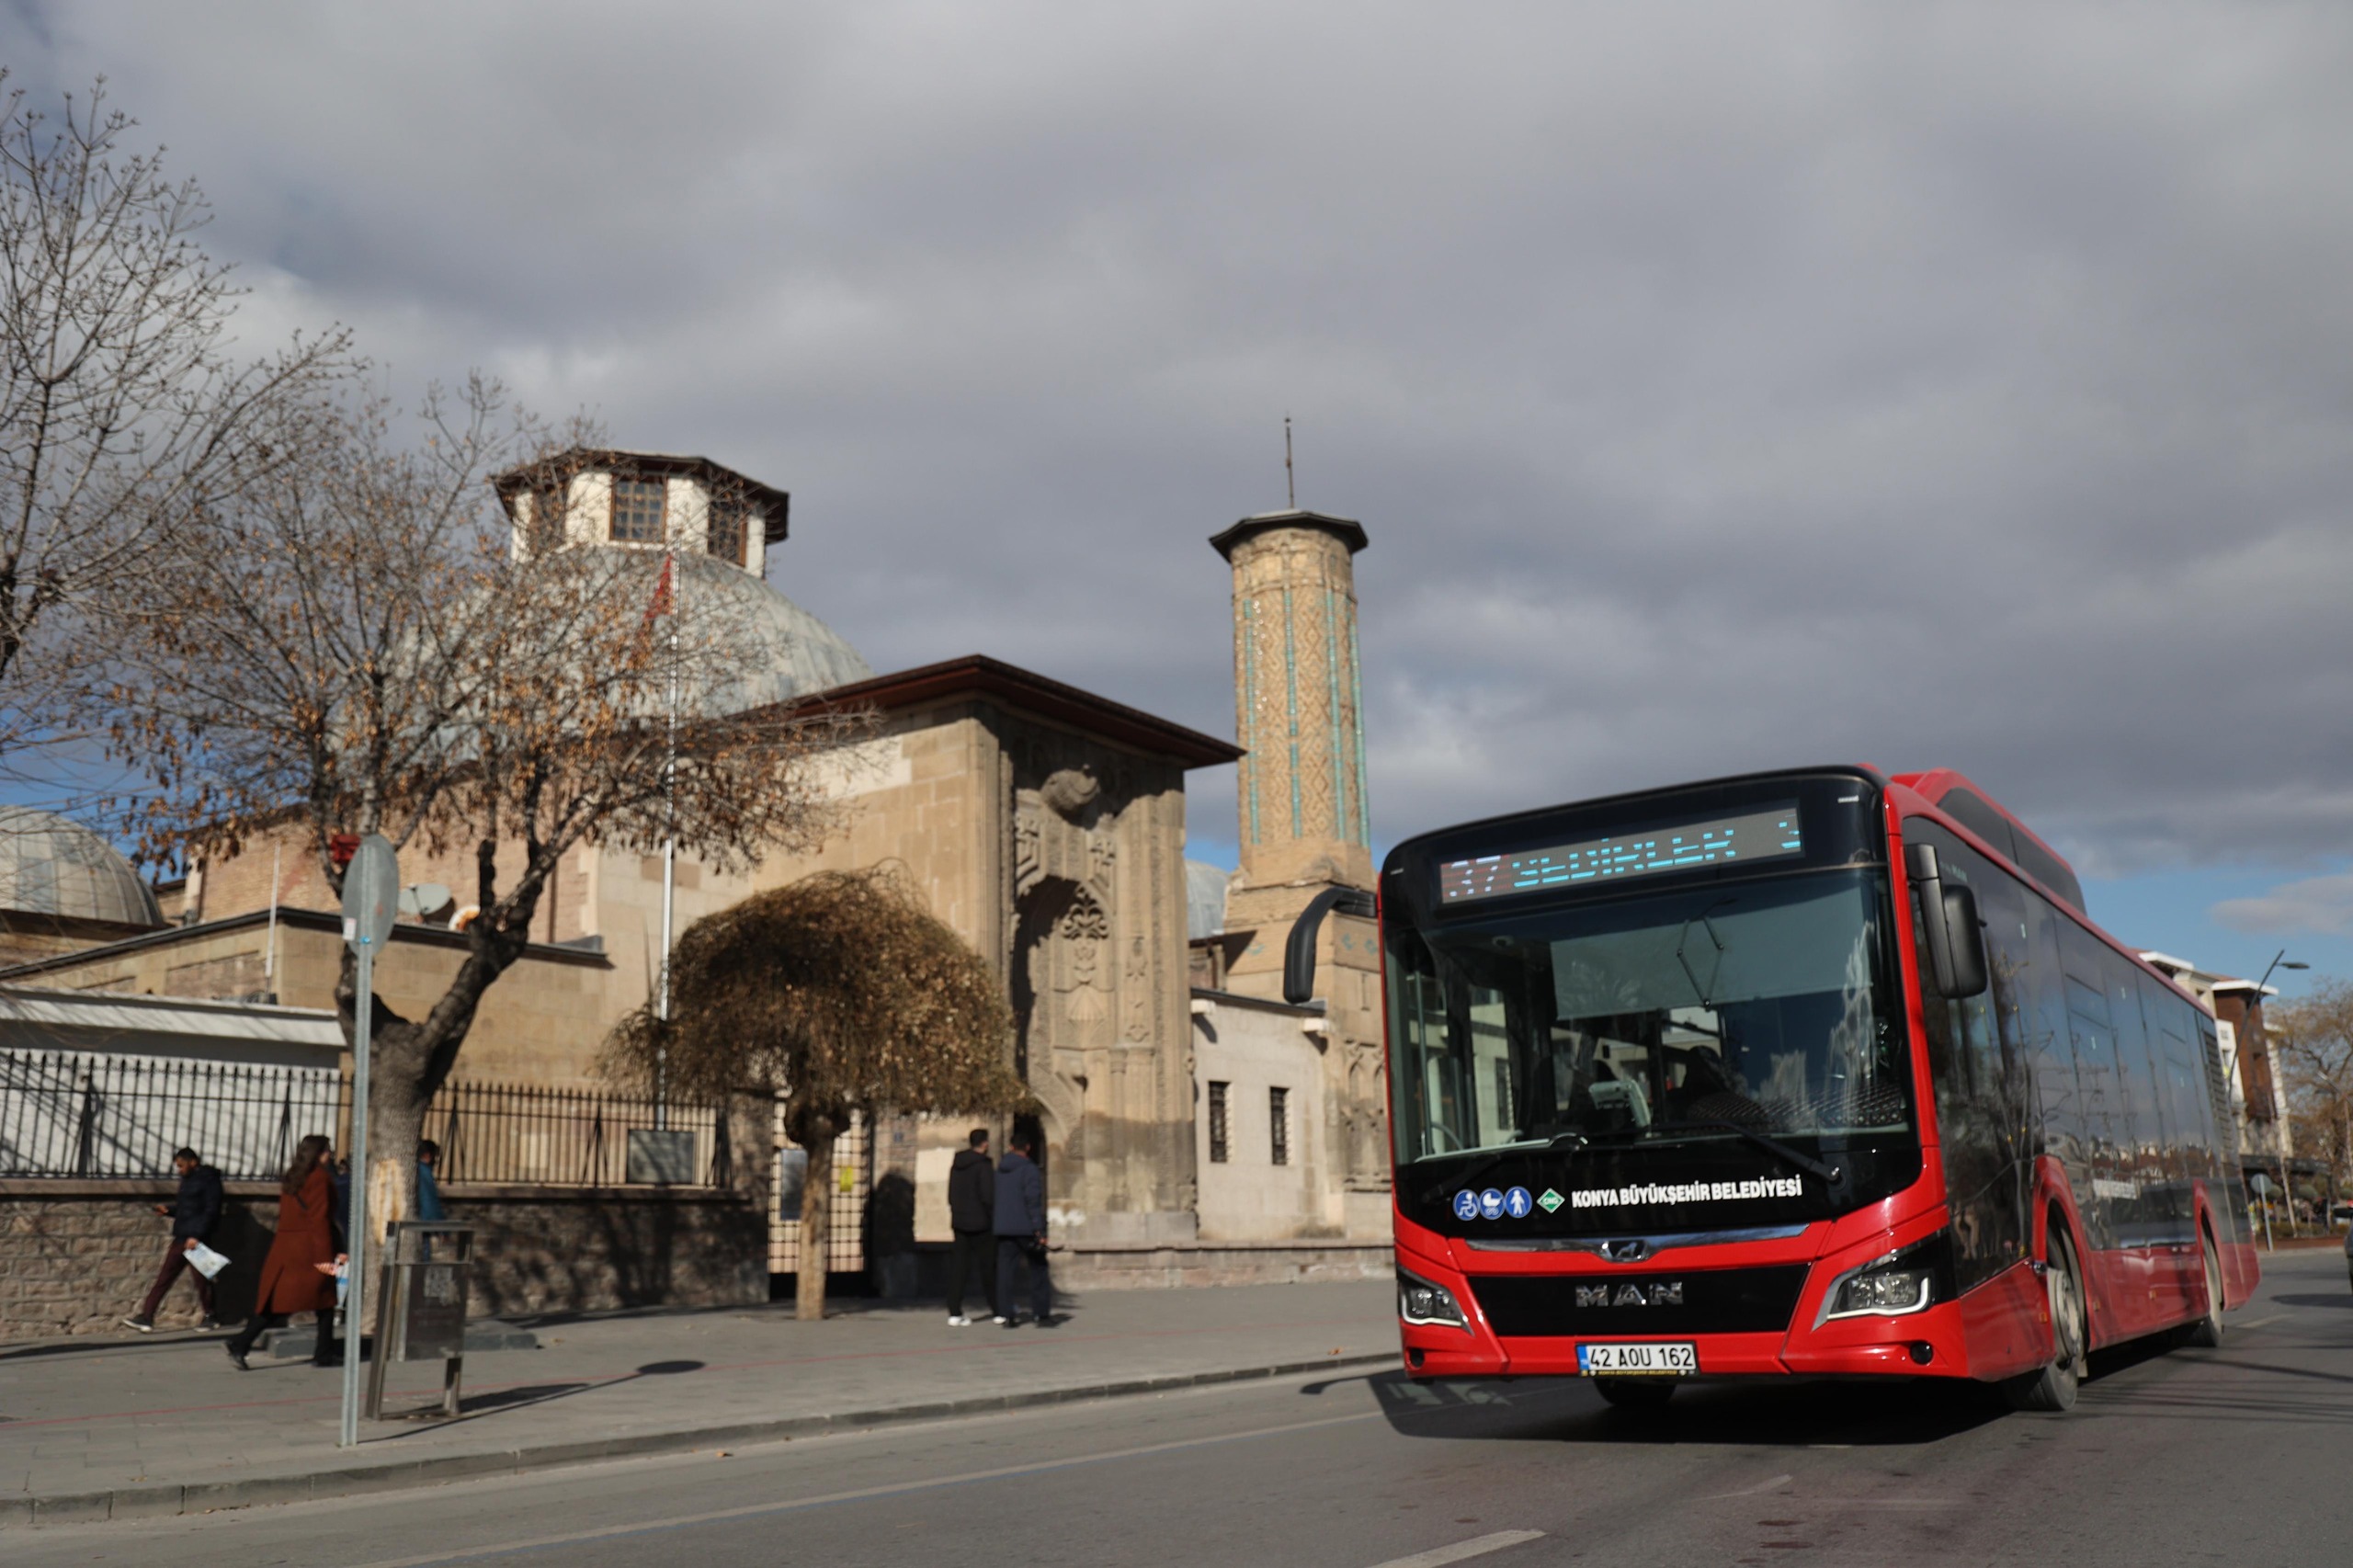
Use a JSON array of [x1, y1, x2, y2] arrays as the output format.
[[1941, 885, 1988, 999], [1905, 842, 1988, 1001], [1281, 886, 1377, 1006]]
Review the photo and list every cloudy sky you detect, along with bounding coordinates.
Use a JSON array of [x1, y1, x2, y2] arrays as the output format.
[[8, 2, 2350, 992]]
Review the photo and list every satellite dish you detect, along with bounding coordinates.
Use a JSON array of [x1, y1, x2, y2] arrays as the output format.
[[399, 883, 455, 920]]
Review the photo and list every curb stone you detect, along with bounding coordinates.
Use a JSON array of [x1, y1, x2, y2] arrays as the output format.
[[8, 1350, 1397, 1528]]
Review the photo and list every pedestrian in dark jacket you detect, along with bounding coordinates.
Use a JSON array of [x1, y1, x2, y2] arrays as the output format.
[[225, 1134, 344, 1370], [945, 1128, 998, 1325], [415, 1139, 448, 1222], [121, 1148, 223, 1332], [994, 1135, 1054, 1326]]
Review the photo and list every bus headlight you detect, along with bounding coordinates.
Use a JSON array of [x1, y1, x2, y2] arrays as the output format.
[[1399, 1269, 1469, 1329], [1828, 1267, 1933, 1319], [1816, 1232, 1953, 1325]]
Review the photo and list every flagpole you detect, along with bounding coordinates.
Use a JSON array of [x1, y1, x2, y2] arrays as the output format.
[[655, 551, 677, 1131]]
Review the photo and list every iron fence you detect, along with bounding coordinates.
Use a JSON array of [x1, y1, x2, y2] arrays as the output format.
[[0, 1050, 342, 1180], [0, 1048, 723, 1187], [426, 1079, 723, 1188]]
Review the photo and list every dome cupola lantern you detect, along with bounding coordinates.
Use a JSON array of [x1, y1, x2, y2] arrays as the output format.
[[493, 449, 790, 578]]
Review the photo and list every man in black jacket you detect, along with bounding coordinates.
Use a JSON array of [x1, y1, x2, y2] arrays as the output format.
[[994, 1133, 1054, 1327], [945, 1128, 998, 1324], [123, 1148, 223, 1332]]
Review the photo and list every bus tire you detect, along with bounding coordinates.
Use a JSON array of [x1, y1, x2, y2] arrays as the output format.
[[1592, 1376, 1676, 1411], [2005, 1222, 2086, 1413], [2181, 1230, 2224, 1348]]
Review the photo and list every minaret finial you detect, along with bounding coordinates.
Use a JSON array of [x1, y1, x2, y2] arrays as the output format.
[[1284, 415, 1295, 509]]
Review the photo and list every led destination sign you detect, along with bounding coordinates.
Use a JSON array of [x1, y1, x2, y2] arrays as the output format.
[[1438, 802, 1802, 904]]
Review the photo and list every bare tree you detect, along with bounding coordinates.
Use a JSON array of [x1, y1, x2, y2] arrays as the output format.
[[0, 74, 347, 792], [606, 869, 1025, 1320], [2275, 979, 2353, 1213], [114, 376, 866, 1258]]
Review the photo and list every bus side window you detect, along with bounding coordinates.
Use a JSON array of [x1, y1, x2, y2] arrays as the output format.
[[2022, 889, 2107, 1248], [1904, 820, 2027, 1290]]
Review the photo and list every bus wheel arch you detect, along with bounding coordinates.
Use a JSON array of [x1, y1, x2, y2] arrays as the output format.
[[2181, 1221, 2225, 1348], [2004, 1208, 2086, 1413]]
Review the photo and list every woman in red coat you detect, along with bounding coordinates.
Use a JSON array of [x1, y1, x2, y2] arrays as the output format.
[[225, 1133, 345, 1369]]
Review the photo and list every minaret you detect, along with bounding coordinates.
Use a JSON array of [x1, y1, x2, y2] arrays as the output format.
[[1210, 508, 1372, 934]]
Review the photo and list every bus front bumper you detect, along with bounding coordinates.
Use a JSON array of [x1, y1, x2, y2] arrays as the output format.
[[1396, 1239, 1998, 1381]]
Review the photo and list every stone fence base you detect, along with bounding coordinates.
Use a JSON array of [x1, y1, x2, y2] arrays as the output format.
[[1054, 1238, 1392, 1290], [0, 1178, 766, 1341]]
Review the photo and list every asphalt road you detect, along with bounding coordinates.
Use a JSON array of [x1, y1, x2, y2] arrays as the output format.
[[18, 1246, 2352, 1568]]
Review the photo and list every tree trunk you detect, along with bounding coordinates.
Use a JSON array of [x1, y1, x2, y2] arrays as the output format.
[[797, 1115, 836, 1321]]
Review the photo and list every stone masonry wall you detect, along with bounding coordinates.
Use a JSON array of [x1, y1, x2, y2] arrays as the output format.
[[444, 1185, 766, 1316], [1, 1181, 765, 1340], [0, 1179, 287, 1338]]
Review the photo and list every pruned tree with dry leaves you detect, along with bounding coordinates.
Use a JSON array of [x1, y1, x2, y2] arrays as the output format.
[[0, 74, 347, 795], [2275, 978, 2353, 1208], [111, 375, 869, 1266], [606, 869, 1026, 1320]]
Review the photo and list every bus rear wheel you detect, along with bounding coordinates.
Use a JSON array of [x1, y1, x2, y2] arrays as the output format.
[[2005, 1223, 2086, 1413], [1592, 1376, 1677, 1411]]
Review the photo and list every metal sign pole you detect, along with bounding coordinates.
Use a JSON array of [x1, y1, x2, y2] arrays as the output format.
[[337, 834, 399, 1450], [340, 934, 372, 1449]]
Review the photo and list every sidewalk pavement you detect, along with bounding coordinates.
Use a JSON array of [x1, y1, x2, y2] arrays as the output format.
[[0, 1278, 1398, 1527]]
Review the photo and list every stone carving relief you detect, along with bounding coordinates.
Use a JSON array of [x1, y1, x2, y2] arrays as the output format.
[[1040, 766, 1100, 821], [1060, 891, 1110, 1024]]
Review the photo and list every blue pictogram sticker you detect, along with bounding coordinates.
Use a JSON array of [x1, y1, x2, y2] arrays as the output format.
[[1451, 1189, 1480, 1221], [1478, 1187, 1506, 1220], [1503, 1186, 1533, 1219]]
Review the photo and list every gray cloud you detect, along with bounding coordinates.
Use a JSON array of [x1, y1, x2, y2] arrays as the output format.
[[2213, 873, 2353, 937], [9, 2, 2353, 880]]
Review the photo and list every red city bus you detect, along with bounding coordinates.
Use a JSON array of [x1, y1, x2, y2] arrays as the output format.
[[1290, 766, 2258, 1411]]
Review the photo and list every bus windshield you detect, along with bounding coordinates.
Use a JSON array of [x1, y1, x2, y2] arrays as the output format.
[[1386, 869, 1910, 1165]]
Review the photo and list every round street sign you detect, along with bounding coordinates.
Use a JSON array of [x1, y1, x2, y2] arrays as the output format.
[[340, 835, 401, 950]]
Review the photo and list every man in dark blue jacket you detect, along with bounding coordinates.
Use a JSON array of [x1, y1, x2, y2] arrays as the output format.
[[123, 1148, 223, 1332], [993, 1134, 1054, 1326]]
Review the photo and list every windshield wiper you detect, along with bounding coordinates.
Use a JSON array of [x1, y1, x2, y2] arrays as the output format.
[[1419, 1131, 1587, 1205], [1638, 1119, 1844, 1187]]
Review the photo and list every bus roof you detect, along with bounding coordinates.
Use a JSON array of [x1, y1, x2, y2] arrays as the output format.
[[1888, 768, 2086, 916]]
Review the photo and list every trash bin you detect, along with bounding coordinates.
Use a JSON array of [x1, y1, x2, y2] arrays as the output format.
[[365, 1221, 475, 1420]]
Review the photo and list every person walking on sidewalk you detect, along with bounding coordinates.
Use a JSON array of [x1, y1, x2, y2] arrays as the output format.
[[945, 1128, 998, 1325], [224, 1133, 345, 1370], [994, 1133, 1054, 1327], [121, 1147, 223, 1333], [415, 1139, 448, 1221]]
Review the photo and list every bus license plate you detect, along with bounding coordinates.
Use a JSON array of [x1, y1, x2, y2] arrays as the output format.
[[1577, 1342, 1697, 1376]]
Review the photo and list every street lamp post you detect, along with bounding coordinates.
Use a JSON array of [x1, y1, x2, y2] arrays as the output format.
[[2250, 950, 2308, 1236]]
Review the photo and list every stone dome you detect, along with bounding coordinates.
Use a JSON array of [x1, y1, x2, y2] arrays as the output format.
[[675, 551, 873, 710], [0, 808, 163, 926], [1185, 858, 1231, 941]]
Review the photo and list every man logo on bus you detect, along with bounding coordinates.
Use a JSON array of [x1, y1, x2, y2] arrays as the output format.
[[1575, 1282, 1683, 1308]]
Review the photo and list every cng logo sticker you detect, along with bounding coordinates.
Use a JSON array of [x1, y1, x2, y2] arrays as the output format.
[[1536, 1187, 1564, 1213]]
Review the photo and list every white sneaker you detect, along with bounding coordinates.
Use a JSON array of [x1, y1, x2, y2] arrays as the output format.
[[947, 1314, 970, 1326], [992, 1315, 1010, 1324]]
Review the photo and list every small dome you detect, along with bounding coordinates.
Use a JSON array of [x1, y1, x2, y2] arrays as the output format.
[[673, 551, 873, 710], [1185, 859, 1231, 941], [0, 808, 163, 926]]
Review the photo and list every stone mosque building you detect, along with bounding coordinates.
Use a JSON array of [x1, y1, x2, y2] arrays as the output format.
[[0, 451, 1391, 1294]]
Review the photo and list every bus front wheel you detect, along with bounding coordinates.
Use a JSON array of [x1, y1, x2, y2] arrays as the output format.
[[2005, 1222, 2086, 1413], [2180, 1231, 2224, 1348]]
